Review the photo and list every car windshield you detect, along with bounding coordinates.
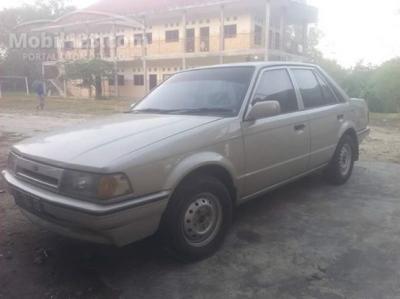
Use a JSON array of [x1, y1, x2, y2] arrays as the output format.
[[132, 67, 255, 117]]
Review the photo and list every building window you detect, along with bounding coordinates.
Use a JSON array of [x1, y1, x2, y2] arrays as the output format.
[[274, 32, 281, 49], [118, 75, 125, 86], [134, 75, 144, 86], [134, 33, 152, 45], [134, 34, 142, 46], [82, 39, 91, 49], [254, 25, 262, 45], [146, 33, 153, 45], [165, 30, 179, 42], [116, 35, 125, 47], [224, 25, 237, 38], [109, 75, 125, 86], [64, 41, 74, 50]]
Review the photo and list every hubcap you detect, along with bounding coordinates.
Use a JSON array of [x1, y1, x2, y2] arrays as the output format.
[[182, 193, 222, 247], [339, 143, 352, 176]]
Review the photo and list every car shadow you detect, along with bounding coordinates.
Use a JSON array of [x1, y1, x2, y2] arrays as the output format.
[[33, 171, 336, 297]]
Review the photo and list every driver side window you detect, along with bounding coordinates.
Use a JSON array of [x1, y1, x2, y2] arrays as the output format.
[[253, 69, 299, 114]]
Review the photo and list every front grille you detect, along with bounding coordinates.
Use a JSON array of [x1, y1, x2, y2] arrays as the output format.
[[13, 154, 64, 191], [17, 168, 59, 189]]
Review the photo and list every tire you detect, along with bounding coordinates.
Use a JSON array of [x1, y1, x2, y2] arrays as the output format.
[[160, 175, 233, 262], [325, 134, 356, 185]]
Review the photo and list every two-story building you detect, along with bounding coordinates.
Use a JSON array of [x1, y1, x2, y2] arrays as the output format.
[[22, 0, 318, 99]]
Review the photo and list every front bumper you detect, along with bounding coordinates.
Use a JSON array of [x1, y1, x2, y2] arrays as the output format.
[[1, 170, 170, 246]]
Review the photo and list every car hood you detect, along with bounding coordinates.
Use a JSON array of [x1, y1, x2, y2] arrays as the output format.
[[13, 113, 222, 170]]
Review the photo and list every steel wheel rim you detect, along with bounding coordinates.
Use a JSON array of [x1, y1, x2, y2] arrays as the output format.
[[339, 143, 352, 176], [182, 193, 222, 247]]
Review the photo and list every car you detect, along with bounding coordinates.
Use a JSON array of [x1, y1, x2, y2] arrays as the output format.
[[2, 62, 370, 261]]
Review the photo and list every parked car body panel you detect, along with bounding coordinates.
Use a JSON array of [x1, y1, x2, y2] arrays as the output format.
[[2, 62, 370, 246]]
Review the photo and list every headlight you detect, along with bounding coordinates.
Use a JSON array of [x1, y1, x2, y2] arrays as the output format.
[[60, 170, 132, 200], [7, 153, 17, 174]]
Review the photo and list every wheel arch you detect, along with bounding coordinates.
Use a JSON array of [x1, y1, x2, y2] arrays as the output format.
[[339, 127, 359, 161], [163, 153, 239, 205]]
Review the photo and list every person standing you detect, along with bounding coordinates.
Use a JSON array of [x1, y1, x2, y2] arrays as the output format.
[[34, 81, 46, 110]]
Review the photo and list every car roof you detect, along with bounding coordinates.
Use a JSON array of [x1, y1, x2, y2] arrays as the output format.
[[187, 61, 318, 71]]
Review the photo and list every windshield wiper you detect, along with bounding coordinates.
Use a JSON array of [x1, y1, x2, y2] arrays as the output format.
[[128, 108, 182, 114], [128, 107, 234, 116], [173, 108, 234, 115]]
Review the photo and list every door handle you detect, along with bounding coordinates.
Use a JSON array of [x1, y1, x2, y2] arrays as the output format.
[[337, 114, 344, 121], [294, 124, 306, 131]]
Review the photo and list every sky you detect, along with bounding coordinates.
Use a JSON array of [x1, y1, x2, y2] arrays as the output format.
[[0, 0, 399, 67]]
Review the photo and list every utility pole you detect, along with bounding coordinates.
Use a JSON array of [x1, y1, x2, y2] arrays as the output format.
[[219, 5, 225, 64]]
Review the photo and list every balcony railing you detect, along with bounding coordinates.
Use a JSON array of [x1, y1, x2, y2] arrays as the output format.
[[57, 33, 305, 61]]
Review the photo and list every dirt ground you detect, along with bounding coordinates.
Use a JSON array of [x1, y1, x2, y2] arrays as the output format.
[[0, 97, 400, 299]]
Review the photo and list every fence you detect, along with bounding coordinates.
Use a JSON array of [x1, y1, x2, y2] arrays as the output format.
[[0, 76, 30, 98]]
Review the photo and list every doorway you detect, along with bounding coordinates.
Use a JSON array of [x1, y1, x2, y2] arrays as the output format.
[[149, 74, 158, 90], [186, 28, 195, 52], [200, 27, 210, 52]]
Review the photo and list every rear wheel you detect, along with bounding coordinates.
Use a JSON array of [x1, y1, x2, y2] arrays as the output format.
[[160, 175, 233, 262], [325, 135, 356, 185]]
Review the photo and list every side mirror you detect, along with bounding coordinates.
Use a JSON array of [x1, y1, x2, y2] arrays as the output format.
[[245, 100, 281, 121]]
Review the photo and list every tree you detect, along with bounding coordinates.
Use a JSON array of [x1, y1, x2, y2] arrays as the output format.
[[369, 58, 400, 112], [64, 59, 115, 99], [305, 26, 324, 63], [0, 1, 75, 82]]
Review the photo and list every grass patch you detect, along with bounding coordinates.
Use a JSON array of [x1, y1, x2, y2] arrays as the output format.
[[369, 113, 400, 128], [0, 96, 135, 115]]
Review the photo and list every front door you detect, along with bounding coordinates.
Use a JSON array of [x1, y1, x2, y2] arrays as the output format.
[[200, 27, 210, 52], [149, 74, 158, 91], [242, 68, 310, 197], [186, 29, 195, 52]]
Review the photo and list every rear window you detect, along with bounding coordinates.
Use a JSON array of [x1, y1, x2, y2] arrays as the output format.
[[292, 69, 325, 109], [315, 72, 338, 105]]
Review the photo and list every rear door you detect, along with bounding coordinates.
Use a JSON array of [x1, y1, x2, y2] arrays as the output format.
[[242, 68, 310, 197], [290, 68, 346, 169]]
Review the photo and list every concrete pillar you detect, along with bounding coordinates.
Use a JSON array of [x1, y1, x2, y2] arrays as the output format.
[[61, 29, 66, 61], [264, 0, 271, 61], [85, 23, 91, 59], [302, 21, 308, 55], [112, 23, 119, 97], [219, 5, 225, 64], [280, 9, 286, 51], [41, 63, 47, 95], [25, 77, 30, 96], [182, 10, 187, 69]]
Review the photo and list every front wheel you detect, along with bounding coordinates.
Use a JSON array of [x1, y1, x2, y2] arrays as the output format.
[[325, 135, 356, 185], [160, 175, 233, 262]]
